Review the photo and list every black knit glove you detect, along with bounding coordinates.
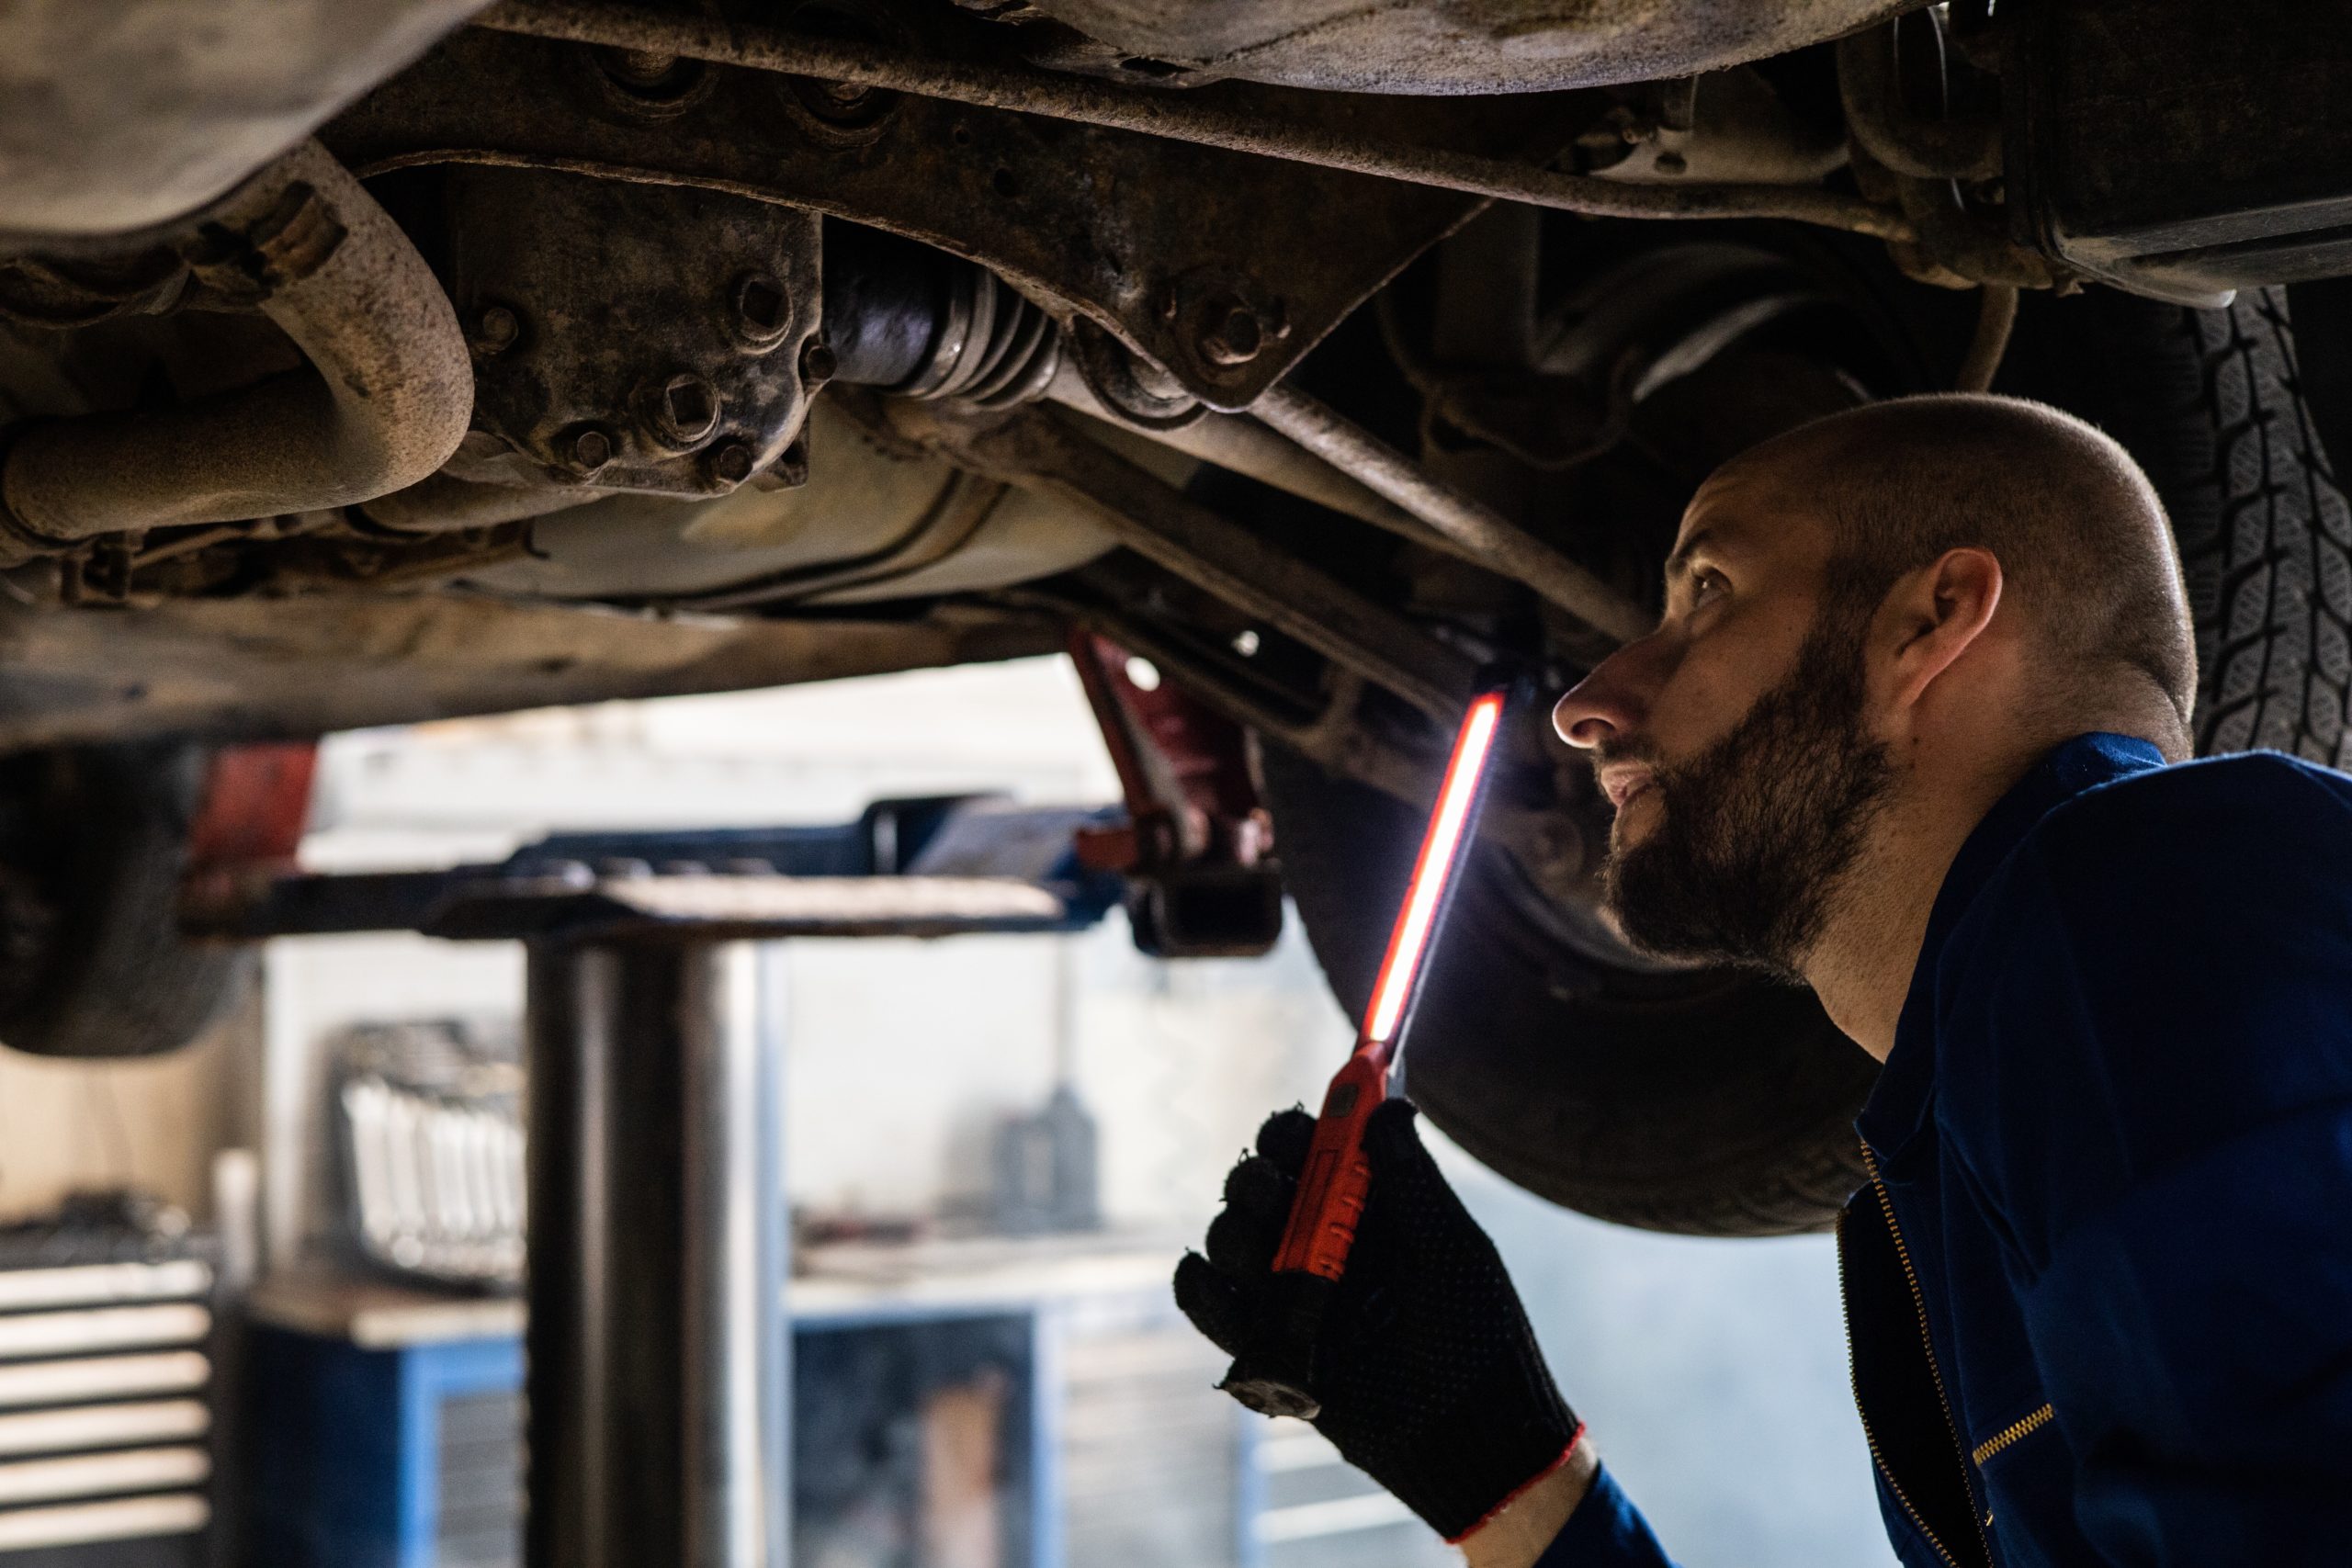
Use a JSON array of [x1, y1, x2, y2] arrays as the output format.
[[1173, 1100, 1582, 1541]]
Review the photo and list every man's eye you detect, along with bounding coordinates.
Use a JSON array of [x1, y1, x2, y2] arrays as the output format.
[[1690, 570, 1727, 605]]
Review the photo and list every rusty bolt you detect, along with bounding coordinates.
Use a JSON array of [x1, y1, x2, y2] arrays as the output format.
[[594, 46, 707, 115], [602, 48, 686, 89], [1198, 300, 1266, 367], [607, 48, 681, 86], [799, 336, 838, 387], [707, 439, 757, 486], [469, 304, 520, 355], [561, 423, 615, 476], [654, 373, 721, 446], [731, 273, 792, 349]]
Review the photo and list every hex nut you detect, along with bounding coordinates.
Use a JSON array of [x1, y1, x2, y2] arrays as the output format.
[[783, 67, 895, 141], [799, 336, 838, 387], [562, 423, 615, 475], [606, 48, 681, 88], [707, 439, 756, 485], [469, 304, 521, 355], [593, 47, 711, 117]]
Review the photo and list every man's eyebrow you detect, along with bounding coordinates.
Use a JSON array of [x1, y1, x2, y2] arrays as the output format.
[[1664, 527, 1718, 578]]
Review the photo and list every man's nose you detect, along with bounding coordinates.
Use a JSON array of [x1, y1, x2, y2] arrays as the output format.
[[1553, 637, 1658, 750]]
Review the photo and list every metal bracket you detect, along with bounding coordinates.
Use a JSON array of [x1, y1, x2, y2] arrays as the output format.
[[187, 795, 1125, 944], [322, 24, 1544, 408], [1067, 629, 1283, 958]]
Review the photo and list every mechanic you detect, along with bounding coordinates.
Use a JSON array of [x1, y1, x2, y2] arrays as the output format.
[[1175, 392, 2352, 1567]]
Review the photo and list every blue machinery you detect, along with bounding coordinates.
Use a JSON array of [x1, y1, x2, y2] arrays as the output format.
[[203, 797, 1134, 1568], [249, 1302, 1059, 1568]]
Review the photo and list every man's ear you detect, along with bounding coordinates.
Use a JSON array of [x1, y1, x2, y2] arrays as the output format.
[[1877, 546, 2003, 710]]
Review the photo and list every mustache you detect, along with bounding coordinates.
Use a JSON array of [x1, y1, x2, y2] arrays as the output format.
[[1590, 739, 1669, 793], [1590, 738, 1661, 768]]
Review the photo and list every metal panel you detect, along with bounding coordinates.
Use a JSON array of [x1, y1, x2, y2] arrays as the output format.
[[0, 0, 488, 240], [2014, 0, 2352, 298]]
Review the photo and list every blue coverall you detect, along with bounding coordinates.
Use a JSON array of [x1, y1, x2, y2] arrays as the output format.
[[1538, 733, 2352, 1566]]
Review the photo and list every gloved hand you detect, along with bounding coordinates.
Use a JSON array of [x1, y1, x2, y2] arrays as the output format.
[[1173, 1099, 1583, 1542]]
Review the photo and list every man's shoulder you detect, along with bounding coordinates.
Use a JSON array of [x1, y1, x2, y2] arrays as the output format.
[[1932, 751, 2352, 1255], [2042, 745, 2352, 833], [2007, 748, 2352, 908], [1941, 745, 2352, 1085], [1937, 746, 2352, 1077]]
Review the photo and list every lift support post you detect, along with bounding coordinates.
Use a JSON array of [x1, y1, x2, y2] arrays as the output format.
[[193, 802, 1119, 1568]]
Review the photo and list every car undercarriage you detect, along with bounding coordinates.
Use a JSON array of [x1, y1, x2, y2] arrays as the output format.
[[4, 0, 2350, 1234]]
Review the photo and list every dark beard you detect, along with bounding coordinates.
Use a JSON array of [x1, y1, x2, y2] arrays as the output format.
[[1600, 614, 1897, 979]]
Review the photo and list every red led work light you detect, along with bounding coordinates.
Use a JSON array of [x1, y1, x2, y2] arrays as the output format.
[[1268, 685, 1508, 1286], [1225, 683, 1514, 1417], [1361, 690, 1507, 1050], [1223, 682, 1514, 1419]]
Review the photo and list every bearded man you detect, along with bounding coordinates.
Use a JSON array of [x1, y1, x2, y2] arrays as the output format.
[[1176, 393, 2352, 1567]]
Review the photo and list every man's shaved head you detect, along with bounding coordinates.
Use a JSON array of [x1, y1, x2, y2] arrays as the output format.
[[1721, 393, 2197, 734], [1561, 391, 2199, 974]]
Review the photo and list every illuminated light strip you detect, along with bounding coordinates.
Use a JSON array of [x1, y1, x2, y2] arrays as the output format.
[[0, 1305, 210, 1362], [1362, 692, 1505, 1046], [0, 1495, 209, 1551], [0, 1354, 209, 1412], [0, 1263, 210, 1314], [0, 1401, 209, 1459], [0, 1447, 210, 1506]]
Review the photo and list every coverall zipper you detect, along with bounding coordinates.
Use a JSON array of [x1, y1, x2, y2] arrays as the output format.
[[1837, 1213, 1966, 1568], [1971, 1404, 2054, 1467], [1857, 1144, 1998, 1568]]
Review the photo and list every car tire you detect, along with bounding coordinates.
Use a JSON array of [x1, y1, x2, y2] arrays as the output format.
[[2009, 286, 2352, 763], [1263, 284, 2349, 1235], [0, 740, 256, 1059]]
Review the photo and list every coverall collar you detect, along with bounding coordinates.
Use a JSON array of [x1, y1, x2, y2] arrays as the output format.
[[1857, 730, 2169, 1159]]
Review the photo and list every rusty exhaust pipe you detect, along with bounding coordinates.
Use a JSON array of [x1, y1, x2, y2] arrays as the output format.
[[0, 140, 472, 555]]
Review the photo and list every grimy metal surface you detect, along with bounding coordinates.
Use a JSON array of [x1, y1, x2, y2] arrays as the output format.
[[0, 593, 1059, 752], [1252, 384, 1651, 643], [1835, 17, 2000, 184], [922, 403, 1477, 718], [1012, 0, 1922, 96], [1053, 389, 1429, 539], [326, 24, 1527, 410], [2010, 0, 2352, 298], [468, 4, 1916, 265], [0, 141, 471, 547], [441, 168, 824, 498], [0, 0, 490, 240]]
